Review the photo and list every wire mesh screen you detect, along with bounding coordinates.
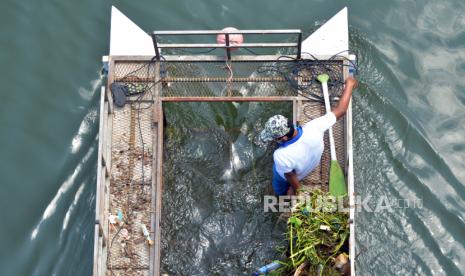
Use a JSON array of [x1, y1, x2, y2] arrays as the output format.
[[113, 59, 345, 99], [114, 61, 158, 80], [107, 91, 154, 275], [299, 101, 346, 192]]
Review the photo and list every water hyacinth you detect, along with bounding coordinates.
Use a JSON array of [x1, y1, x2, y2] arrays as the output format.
[[272, 189, 349, 276]]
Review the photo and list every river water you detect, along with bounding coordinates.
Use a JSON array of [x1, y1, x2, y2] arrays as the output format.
[[1, 0, 465, 275]]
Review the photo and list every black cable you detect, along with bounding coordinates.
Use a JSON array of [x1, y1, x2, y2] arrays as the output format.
[[257, 56, 325, 101], [176, 47, 217, 55], [108, 55, 164, 275], [300, 51, 320, 61], [255, 51, 357, 102], [328, 49, 350, 57], [327, 50, 358, 73]]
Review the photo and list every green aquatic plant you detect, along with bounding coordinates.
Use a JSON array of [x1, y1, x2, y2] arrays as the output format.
[[274, 189, 349, 276]]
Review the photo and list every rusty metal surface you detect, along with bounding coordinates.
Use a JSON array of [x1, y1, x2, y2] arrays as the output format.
[[113, 60, 344, 99]]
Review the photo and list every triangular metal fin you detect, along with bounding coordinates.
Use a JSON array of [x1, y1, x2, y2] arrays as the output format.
[[109, 6, 155, 56], [301, 7, 349, 56]]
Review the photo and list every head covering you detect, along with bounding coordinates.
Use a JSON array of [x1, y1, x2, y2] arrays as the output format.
[[259, 115, 290, 143]]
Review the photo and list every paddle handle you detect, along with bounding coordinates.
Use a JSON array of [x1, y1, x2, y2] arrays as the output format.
[[321, 81, 337, 161]]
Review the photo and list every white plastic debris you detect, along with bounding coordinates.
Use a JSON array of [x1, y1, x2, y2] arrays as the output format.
[[320, 225, 331, 231]]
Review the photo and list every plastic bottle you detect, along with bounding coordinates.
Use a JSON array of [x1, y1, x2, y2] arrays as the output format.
[[117, 210, 124, 226], [349, 54, 357, 77], [253, 261, 281, 275], [141, 224, 154, 245]]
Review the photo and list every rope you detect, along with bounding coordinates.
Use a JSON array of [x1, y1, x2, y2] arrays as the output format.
[[225, 60, 234, 96]]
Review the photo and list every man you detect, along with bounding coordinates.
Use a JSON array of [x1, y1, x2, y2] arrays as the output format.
[[260, 77, 358, 196]]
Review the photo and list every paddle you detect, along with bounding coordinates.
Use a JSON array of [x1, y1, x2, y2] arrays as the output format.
[[317, 74, 347, 197]]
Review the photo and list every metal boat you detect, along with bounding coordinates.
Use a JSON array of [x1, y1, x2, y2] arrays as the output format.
[[93, 6, 356, 275]]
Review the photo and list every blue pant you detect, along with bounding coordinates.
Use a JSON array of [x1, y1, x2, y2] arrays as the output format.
[[272, 164, 290, 196]]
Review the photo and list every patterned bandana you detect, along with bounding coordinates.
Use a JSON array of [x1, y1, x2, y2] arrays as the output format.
[[259, 115, 290, 143]]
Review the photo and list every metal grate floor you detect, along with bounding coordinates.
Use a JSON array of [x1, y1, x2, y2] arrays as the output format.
[[107, 92, 155, 276], [298, 100, 346, 192]]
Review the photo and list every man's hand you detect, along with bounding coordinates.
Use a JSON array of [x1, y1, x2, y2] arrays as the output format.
[[285, 171, 301, 195], [345, 77, 358, 89], [332, 77, 358, 119]]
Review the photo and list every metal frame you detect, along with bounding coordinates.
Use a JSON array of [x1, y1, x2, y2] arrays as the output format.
[[94, 84, 114, 276], [152, 62, 164, 276], [343, 59, 356, 276], [150, 29, 303, 61], [108, 54, 339, 62], [96, 54, 353, 276], [161, 96, 300, 102], [154, 97, 298, 274]]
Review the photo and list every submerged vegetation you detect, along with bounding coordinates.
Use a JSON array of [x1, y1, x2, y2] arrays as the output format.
[[273, 190, 350, 276]]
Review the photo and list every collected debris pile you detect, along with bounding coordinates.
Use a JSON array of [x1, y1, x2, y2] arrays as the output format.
[[274, 189, 350, 276]]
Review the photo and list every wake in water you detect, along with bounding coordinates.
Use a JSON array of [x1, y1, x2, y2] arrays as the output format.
[[350, 28, 465, 275], [9, 78, 103, 276]]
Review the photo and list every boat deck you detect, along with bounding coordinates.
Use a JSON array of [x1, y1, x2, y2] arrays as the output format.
[[93, 56, 352, 276]]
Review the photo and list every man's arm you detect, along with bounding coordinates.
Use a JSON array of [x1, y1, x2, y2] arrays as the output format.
[[285, 171, 300, 195], [332, 77, 358, 119]]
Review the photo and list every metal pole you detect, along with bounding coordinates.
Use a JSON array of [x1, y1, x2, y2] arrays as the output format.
[[161, 96, 299, 102], [153, 30, 302, 35], [151, 34, 161, 61], [297, 32, 302, 59], [225, 33, 231, 60]]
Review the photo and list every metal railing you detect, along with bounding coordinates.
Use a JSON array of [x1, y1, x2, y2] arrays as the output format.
[[150, 29, 303, 60]]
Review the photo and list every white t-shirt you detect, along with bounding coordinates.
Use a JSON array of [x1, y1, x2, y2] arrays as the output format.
[[273, 112, 337, 180]]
